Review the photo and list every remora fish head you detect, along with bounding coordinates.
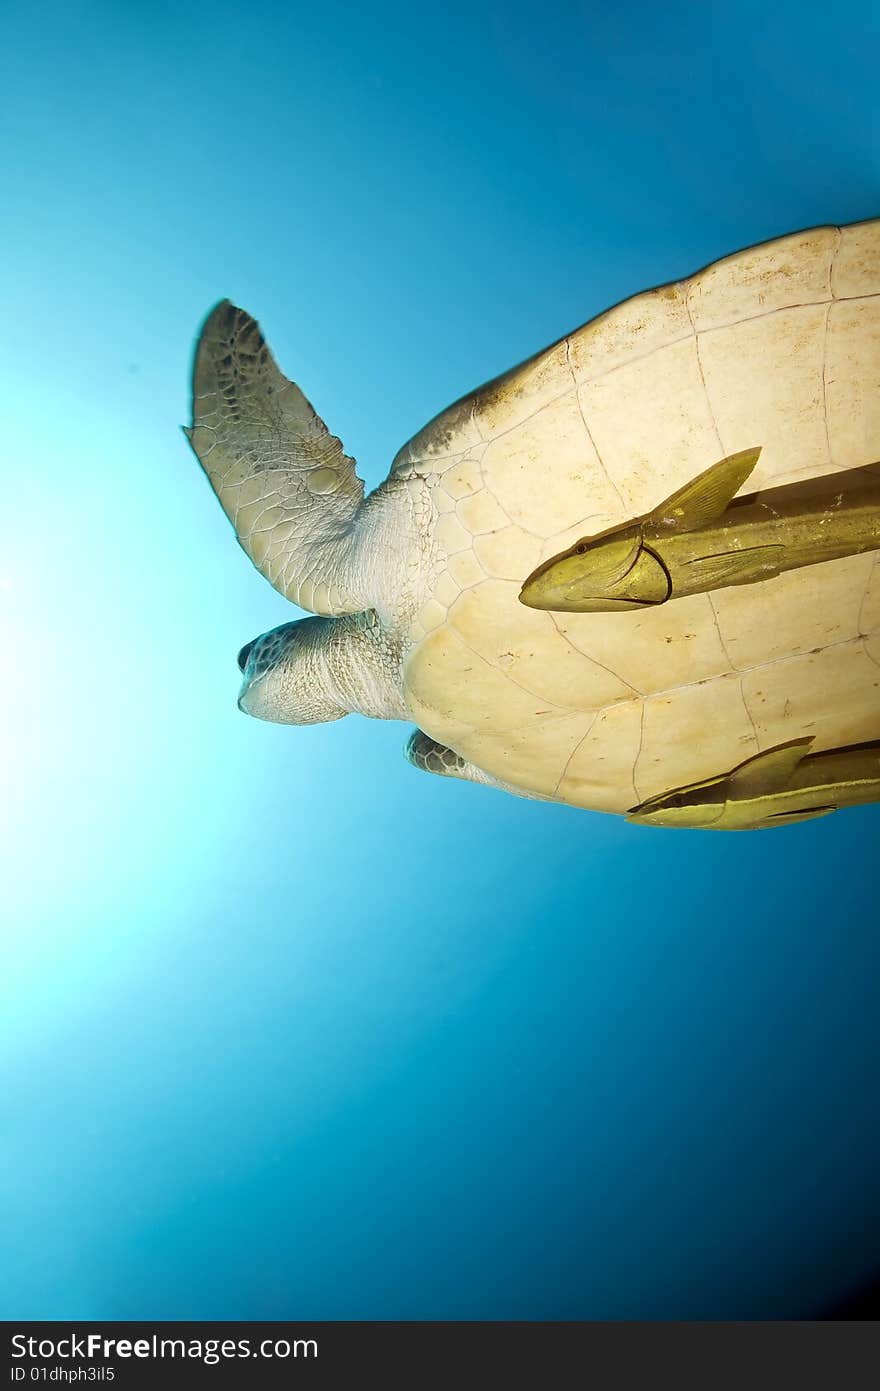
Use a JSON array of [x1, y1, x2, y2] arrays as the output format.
[[519, 530, 668, 612], [626, 780, 727, 829]]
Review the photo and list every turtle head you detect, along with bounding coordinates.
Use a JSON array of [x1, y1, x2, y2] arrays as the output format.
[[236, 616, 349, 725], [519, 529, 669, 612]]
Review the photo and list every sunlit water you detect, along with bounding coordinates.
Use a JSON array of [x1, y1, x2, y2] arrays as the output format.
[[2, 0, 878, 1319]]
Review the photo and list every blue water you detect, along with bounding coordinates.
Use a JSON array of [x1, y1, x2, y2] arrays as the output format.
[[2, 0, 878, 1319]]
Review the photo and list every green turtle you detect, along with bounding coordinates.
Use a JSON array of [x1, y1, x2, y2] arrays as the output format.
[[186, 218, 880, 828]]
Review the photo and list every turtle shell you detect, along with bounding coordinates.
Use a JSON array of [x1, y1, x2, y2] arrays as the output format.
[[393, 220, 880, 813]]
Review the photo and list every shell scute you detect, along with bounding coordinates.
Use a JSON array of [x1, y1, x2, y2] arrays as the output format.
[[446, 550, 486, 589], [473, 525, 544, 580], [474, 339, 572, 441], [434, 512, 470, 556], [552, 594, 732, 695], [439, 455, 485, 500], [832, 221, 880, 299], [860, 556, 880, 634], [455, 489, 509, 535], [699, 303, 830, 488], [576, 336, 720, 514], [555, 700, 644, 811], [395, 220, 880, 813], [709, 553, 875, 669], [568, 279, 691, 384], [450, 580, 634, 711], [826, 297, 880, 470]]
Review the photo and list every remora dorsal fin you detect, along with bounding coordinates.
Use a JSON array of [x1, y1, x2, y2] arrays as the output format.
[[649, 448, 762, 533], [727, 737, 815, 795], [682, 543, 785, 589]]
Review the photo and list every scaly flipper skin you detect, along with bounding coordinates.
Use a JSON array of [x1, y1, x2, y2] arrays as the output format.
[[519, 451, 880, 613], [626, 738, 880, 830]]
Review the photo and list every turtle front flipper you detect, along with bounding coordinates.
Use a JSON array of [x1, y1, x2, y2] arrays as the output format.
[[185, 301, 371, 617], [405, 731, 545, 800]]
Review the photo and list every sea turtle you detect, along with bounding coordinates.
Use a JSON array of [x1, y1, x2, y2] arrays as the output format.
[[627, 736, 880, 830], [186, 218, 880, 828]]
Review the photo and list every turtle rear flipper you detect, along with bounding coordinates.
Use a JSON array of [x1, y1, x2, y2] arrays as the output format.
[[405, 731, 546, 800]]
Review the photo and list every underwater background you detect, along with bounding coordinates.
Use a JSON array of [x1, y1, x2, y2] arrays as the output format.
[[2, 0, 879, 1319]]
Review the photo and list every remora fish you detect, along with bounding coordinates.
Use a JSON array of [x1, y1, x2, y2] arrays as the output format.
[[519, 449, 880, 612], [626, 738, 880, 830]]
